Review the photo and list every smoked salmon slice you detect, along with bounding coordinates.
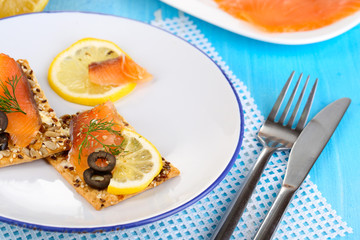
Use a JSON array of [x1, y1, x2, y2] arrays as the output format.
[[68, 101, 124, 177], [214, 0, 360, 32], [0, 53, 41, 148], [88, 54, 153, 86]]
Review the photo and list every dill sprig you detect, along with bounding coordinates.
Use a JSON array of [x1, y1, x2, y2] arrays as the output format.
[[0, 75, 26, 114], [78, 118, 124, 162]]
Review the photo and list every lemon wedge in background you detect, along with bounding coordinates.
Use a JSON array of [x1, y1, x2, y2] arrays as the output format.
[[0, 0, 49, 18], [48, 38, 137, 106], [107, 128, 163, 195]]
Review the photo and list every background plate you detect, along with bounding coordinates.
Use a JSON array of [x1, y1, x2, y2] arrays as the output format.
[[160, 0, 360, 45], [0, 12, 243, 231]]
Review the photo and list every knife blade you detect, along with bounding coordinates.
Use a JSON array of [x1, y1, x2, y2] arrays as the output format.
[[253, 97, 351, 240], [284, 97, 350, 189]]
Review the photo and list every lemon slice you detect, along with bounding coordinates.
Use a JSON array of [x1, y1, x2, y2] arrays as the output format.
[[107, 128, 163, 195], [0, 0, 49, 18], [48, 38, 137, 106]]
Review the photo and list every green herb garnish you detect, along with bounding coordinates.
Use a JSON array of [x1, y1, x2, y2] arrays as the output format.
[[0, 75, 26, 114], [78, 118, 124, 162]]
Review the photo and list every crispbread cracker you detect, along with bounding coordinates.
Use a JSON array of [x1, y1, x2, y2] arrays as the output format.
[[46, 114, 180, 210], [0, 59, 70, 167]]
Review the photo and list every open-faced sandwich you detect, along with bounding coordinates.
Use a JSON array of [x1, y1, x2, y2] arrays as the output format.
[[0, 53, 70, 167], [46, 101, 180, 210], [0, 38, 180, 211]]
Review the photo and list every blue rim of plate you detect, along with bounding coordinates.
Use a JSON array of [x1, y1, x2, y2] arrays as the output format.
[[0, 11, 245, 233]]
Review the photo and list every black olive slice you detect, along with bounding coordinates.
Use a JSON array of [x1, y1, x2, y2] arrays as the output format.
[[0, 111, 8, 133], [0, 132, 9, 151], [83, 168, 112, 190], [87, 151, 116, 172]]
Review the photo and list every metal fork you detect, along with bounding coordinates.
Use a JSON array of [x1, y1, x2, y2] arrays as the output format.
[[212, 71, 318, 240]]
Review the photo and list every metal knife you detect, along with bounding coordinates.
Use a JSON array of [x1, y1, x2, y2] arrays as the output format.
[[253, 97, 351, 240]]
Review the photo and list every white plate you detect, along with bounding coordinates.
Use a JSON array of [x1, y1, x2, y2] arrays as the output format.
[[0, 12, 243, 231], [161, 0, 360, 45]]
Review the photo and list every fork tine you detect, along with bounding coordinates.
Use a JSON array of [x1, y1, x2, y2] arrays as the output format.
[[287, 75, 309, 128], [278, 73, 302, 124], [295, 78, 318, 131], [268, 71, 295, 121]]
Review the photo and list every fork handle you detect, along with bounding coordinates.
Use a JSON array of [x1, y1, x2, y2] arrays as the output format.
[[212, 147, 275, 240], [253, 185, 297, 240]]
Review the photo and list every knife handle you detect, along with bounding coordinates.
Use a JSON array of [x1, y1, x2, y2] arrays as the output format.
[[253, 185, 297, 240], [212, 147, 275, 240]]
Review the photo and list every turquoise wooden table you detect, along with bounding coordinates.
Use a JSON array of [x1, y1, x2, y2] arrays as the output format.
[[15, 0, 360, 239]]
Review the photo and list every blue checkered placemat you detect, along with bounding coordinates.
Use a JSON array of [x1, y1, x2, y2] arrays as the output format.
[[0, 14, 352, 240]]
